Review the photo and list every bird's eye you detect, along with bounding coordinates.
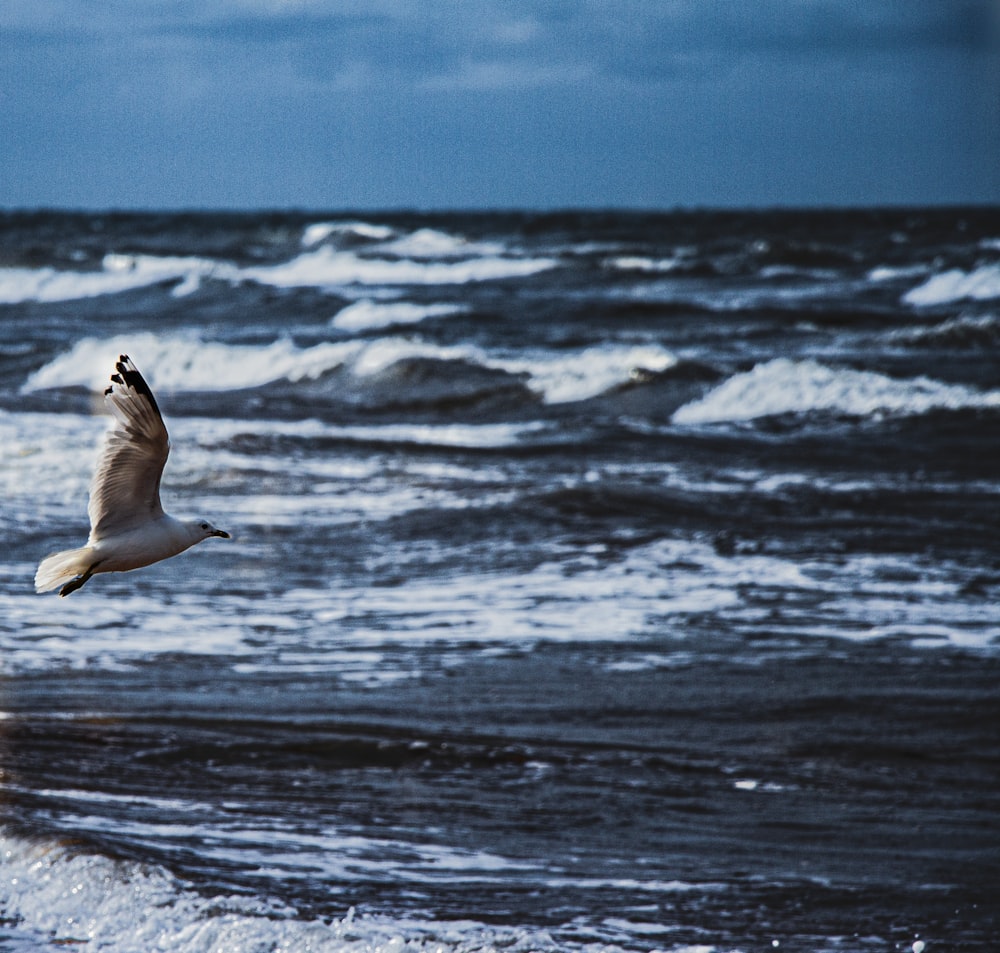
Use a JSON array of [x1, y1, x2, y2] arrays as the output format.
[[200, 522, 209, 530]]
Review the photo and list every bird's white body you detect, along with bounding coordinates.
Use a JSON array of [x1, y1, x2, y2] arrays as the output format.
[[90, 516, 208, 571], [35, 355, 229, 596]]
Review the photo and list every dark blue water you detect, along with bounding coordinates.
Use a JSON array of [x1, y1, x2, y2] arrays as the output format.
[[1, 209, 999, 952]]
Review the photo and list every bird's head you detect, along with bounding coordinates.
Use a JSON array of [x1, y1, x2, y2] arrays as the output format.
[[188, 519, 231, 542]]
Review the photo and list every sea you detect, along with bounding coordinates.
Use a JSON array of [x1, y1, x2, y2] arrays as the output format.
[[0, 208, 998, 953]]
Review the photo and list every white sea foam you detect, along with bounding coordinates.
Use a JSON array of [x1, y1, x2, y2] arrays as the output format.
[[241, 245, 557, 288], [1, 403, 536, 539], [5, 490, 999, 675], [606, 255, 682, 273], [613, 276, 859, 313], [0, 254, 237, 305], [25, 334, 676, 405], [23, 334, 364, 393], [374, 227, 505, 259], [344, 338, 677, 403], [331, 298, 468, 331], [340, 338, 678, 403], [301, 420, 547, 449], [0, 537, 761, 673], [0, 228, 551, 305], [866, 264, 930, 283], [889, 313, 1000, 345], [0, 830, 577, 953], [903, 263, 1000, 306], [672, 358, 1000, 424], [302, 221, 395, 246], [488, 343, 677, 403], [0, 409, 104, 535], [10, 797, 537, 886]]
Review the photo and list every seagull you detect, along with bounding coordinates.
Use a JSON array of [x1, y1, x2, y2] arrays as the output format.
[[35, 355, 230, 596]]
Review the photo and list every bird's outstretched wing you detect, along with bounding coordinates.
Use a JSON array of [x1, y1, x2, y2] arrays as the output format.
[[88, 355, 170, 540]]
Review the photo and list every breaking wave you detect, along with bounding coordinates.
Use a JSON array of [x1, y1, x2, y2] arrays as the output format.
[[672, 358, 1000, 424], [23, 334, 677, 405], [0, 223, 557, 305], [0, 830, 572, 953], [301, 220, 396, 246], [0, 254, 237, 304], [241, 245, 555, 288], [373, 227, 506, 259], [903, 263, 1000, 307], [331, 299, 468, 331], [22, 334, 363, 393]]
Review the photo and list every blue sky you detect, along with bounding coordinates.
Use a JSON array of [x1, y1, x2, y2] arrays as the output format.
[[2, 1, 998, 209]]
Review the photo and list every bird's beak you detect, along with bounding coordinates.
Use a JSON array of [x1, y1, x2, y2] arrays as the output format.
[[212, 529, 231, 539]]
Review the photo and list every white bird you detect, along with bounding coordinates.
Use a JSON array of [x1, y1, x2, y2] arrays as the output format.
[[35, 354, 230, 597]]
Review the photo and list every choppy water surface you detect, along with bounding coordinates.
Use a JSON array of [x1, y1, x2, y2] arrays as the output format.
[[1, 209, 999, 952]]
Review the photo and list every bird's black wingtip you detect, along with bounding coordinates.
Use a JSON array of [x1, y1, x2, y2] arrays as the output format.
[[107, 355, 163, 418]]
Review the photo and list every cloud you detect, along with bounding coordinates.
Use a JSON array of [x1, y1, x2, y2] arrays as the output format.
[[2, 0, 996, 208], [6, 1, 992, 98]]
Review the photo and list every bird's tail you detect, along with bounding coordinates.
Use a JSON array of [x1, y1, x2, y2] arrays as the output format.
[[35, 546, 95, 594]]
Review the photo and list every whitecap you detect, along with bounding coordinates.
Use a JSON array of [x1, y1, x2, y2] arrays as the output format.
[[331, 298, 468, 331], [241, 245, 556, 288], [0, 242, 552, 304], [605, 255, 682, 273], [356, 339, 677, 404], [0, 408, 102, 534], [290, 421, 548, 450], [24, 334, 677, 406], [903, 263, 1000, 306], [374, 227, 506, 259], [301, 220, 395, 247], [0, 830, 568, 953], [489, 343, 677, 404], [888, 313, 999, 345], [346, 337, 479, 377], [22, 333, 364, 393], [0, 254, 238, 305], [672, 358, 1000, 424], [866, 264, 930, 283]]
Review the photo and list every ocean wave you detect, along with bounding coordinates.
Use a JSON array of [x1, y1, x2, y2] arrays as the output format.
[[0, 409, 102, 533], [0, 830, 571, 953], [0, 827, 718, 953], [615, 275, 863, 313], [337, 338, 675, 403], [604, 255, 682, 274], [341, 338, 677, 404], [301, 222, 507, 259], [0, 223, 554, 305], [903, 263, 1000, 307], [0, 253, 236, 305], [866, 264, 930, 283], [302, 220, 395, 247], [331, 298, 468, 331], [672, 358, 1000, 424], [889, 313, 1000, 347], [0, 407, 538, 548], [487, 343, 676, 404], [373, 227, 506, 259], [23, 334, 363, 393], [241, 245, 556, 288], [298, 420, 549, 449], [23, 334, 676, 406]]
